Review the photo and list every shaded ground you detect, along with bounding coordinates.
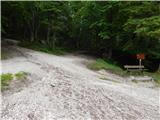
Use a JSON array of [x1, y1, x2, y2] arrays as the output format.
[[1, 46, 160, 120]]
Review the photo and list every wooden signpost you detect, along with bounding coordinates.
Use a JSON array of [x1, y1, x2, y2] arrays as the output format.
[[136, 53, 145, 66], [124, 53, 145, 73]]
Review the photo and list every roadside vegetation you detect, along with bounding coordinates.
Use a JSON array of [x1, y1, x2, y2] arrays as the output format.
[[88, 58, 160, 84], [15, 71, 27, 80], [20, 43, 67, 55], [144, 72, 160, 84], [1, 72, 27, 89], [87, 59, 125, 76], [2, 1, 160, 76]]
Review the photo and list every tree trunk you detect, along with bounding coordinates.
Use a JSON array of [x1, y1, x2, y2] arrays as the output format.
[[46, 25, 50, 47], [108, 48, 112, 59], [52, 33, 56, 49], [30, 30, 34, 42], [30, 11, 35, 42]]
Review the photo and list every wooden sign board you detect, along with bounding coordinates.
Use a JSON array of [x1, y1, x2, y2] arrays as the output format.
[[136, 53, 145, 60]]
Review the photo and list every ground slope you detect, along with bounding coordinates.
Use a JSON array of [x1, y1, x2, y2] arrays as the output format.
[[1, 46, 160, 120]]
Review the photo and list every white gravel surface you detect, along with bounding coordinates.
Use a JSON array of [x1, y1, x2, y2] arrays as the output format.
[[1, 46, 160, 120]]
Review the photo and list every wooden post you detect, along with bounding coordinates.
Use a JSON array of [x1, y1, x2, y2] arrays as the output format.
[[139, 59, 142, 66]]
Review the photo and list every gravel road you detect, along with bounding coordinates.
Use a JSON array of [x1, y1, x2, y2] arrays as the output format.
[[1, 46, 160, 120]]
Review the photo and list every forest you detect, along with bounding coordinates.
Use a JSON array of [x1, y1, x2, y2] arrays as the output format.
[[2, 1, 160, 72], [1, 1, 160, 119]]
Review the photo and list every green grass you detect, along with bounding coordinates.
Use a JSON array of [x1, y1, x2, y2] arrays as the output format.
[[1, 73, 13, 86], [38, 47, 66, 55], [100, 77, 120, 83], [88, 58, 160, 84], [20, 42, 66, 55], [87, 59, 124, 75], [15, 71, 26, 80], [144, 72, 160, 84], [1, 72, 27, 89]]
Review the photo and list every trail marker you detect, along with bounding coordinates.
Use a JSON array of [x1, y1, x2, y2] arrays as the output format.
[[136, 53, 145, 66]]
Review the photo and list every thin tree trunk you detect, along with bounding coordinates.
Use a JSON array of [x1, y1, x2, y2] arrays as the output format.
[[108, 48, 112, 59], [52, 33, 56, 49], [46, 25, 50, 47], [30, 30, 34, 42], [27, 21, 34, 42], [158, 63, 160, 72]]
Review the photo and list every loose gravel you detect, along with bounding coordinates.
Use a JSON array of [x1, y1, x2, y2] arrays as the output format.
[[1, 46, 160, 120]]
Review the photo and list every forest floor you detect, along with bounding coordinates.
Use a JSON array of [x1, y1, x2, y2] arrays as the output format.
[[1, 45, 160, 120]]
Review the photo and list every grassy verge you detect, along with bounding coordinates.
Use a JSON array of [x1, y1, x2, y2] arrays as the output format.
[[144, 72, 160, 84], [87, 59, 125, 76], [15, 71, 27, 80], [88, 58, 160, 84], [1, 72, 27, 89], [20, 42, 67, 55]]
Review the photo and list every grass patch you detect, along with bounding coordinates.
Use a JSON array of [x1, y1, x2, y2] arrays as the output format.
[[100, 77, 108, 80], [38, 47, 65, 55], [15, 71, 26, 80], [100, 77, 120, 83], [20, 42, 67, 55], [1, 73, 13, 86], [1, 72, 27, 89], [88, 59, 124, 75], [144, 72, 160, 84], [88, 58, 160, 84]]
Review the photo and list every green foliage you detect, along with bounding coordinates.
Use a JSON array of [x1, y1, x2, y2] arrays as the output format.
[[1, 1, 160, 71], [1, 72, 27, 89], [1, 73, 13, 86]]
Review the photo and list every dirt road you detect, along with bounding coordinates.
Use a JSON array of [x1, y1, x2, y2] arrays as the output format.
[[1, 46, 160, 120]]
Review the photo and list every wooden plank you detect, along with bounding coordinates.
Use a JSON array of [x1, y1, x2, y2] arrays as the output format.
[[124, 65, 144, 69]]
